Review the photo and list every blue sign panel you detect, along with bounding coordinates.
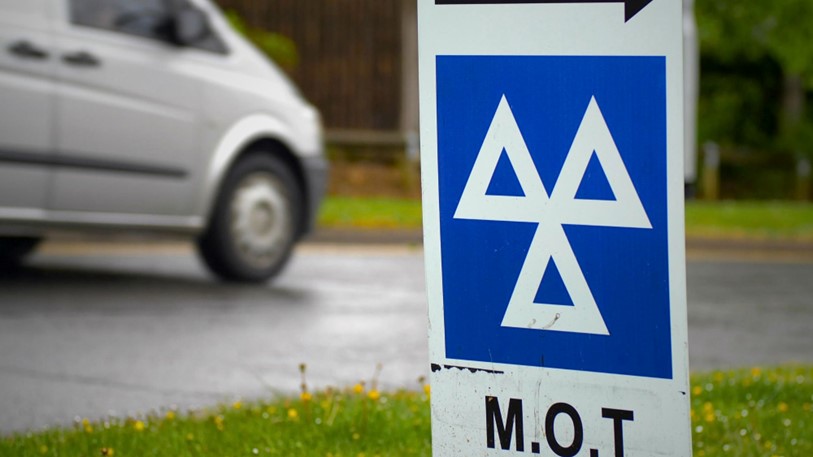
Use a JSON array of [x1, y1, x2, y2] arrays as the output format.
[[437, 56, 671, 379]]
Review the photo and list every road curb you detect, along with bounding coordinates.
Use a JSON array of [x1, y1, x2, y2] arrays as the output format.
[[38, 229, 813, 261], [686, 237, 813, 262], [305, 228, 424, 246]]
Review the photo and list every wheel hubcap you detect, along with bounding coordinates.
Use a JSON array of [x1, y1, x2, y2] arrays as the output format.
[[230, 172, 292, 269]]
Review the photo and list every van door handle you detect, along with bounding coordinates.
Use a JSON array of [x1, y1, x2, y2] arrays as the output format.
[[8, 40, 49, 60], [62, 51, 100, 67]]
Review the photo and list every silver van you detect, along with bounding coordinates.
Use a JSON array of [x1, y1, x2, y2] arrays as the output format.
[[0, 0, 327, 282]]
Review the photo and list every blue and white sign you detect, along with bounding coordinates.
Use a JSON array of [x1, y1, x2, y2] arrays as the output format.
[[438, 56, 671, 379], [420, 1, 691, 456]]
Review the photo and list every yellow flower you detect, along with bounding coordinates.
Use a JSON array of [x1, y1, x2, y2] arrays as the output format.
[[702, 403, 715, 423], [703, 402, 713, 412], [214, 415, 225, 431], [133, 420, 145, 432], [186, 433, 195, 442], [368, 390, 381, 401], [232, 401, 243, 410], [81, 418, 93, 433], [423, 384, 431, 396], [777, 402, 789, 413], [692, 385, 703, 396], [100, 448, 115, 456], [165, 410, 176, 421], [38, 444, 48, 454], [287, 408, 299, 421], [353, 383, 365, 394], [751, 367, 762, 378], [301, 392, 313, 402]]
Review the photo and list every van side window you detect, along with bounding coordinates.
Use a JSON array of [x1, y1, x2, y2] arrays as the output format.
[[69, 0, 227, 54], [70, 0, 170, 41]]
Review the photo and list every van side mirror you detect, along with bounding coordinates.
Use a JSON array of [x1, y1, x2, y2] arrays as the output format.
[[171, 6, 210, 46]]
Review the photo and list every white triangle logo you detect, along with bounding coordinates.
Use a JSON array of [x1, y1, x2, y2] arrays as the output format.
[[454, 95, 549, 224], [551, 96, 651, 229], [454, 95, 652, 335]]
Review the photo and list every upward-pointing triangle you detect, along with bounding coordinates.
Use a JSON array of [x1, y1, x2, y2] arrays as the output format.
[[575, 151, 616, 201], [486, 148, 526, 197], [550, 96, 651, 230], [454, 94, 549, 224], [534, 258, 574, 306]]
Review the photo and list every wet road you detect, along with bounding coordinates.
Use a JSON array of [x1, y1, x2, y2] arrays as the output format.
[[0, 242, 812, 433], [687, 259, 813, 370]]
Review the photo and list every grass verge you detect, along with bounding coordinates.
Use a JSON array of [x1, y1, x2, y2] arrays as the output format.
[[1, 383, 432, 457], [685, 201, 813, 241], [318, 197, 813, 241], [318, 197, 423, 230], [2, 366, 811, 456]]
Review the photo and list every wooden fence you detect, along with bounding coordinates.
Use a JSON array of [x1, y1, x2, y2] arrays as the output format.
[[215, 0, 404, 132]]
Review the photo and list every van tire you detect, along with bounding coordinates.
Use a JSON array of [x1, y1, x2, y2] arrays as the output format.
[[197, 153, 301, 283]]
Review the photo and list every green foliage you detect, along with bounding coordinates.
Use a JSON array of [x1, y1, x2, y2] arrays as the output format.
[[696, 1, 813, 162], [696, 58, 781, 148], [225, 10, 298, 70], [697, 1, 813, 79]]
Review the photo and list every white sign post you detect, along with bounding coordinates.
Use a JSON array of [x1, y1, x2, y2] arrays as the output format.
[[418, 1, 691, 455]]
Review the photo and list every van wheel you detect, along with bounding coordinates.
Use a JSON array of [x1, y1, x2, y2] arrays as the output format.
[[197, 153, 301, 283], [0, 236, 41, 269]]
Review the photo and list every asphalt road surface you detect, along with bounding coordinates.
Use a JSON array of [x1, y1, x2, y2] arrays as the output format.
[[0, 241, 812, 433]]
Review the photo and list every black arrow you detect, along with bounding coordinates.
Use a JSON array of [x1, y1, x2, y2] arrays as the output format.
[[435, 0, 655, 22]]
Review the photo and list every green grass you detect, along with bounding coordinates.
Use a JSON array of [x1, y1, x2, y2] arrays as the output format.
[[2, 367, 811, 457], [0, 384, 432, 457], [318, 197, 813, 241], [318, 197, 423, 230], [690, 366, 813, 457], [685, 201, 813, 241]]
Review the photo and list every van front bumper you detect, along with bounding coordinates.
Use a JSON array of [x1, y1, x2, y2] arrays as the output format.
[[300, 155, 329, 236]]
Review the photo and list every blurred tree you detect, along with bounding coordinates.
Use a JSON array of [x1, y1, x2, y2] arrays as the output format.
[[225, 10, 298, 71], [697, 1, 813, 161]]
